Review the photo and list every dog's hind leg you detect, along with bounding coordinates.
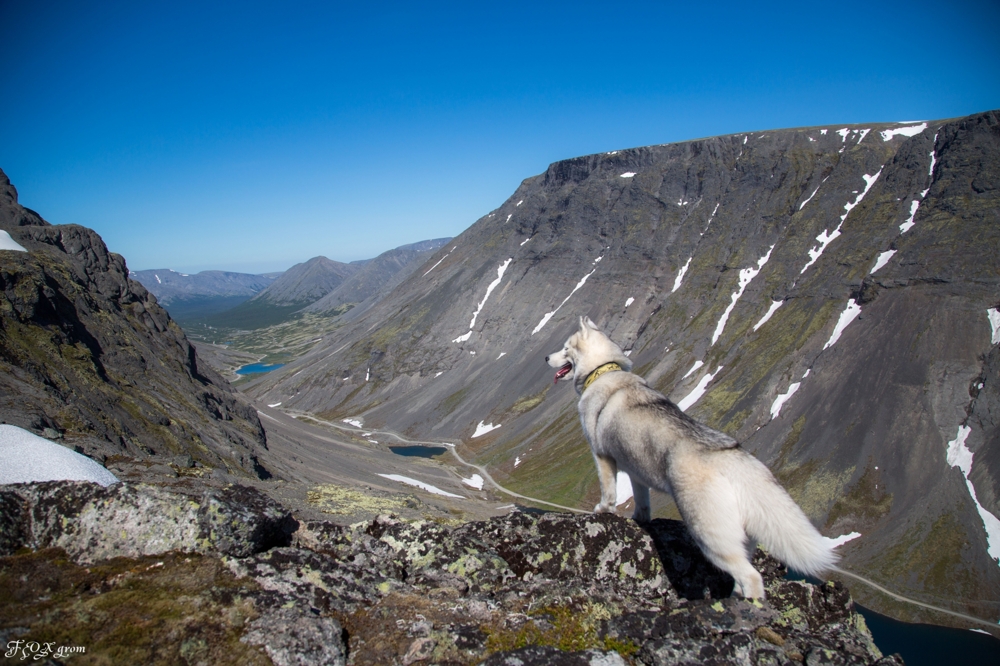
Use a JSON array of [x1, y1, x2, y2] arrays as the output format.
[[593, 454, 618, 513], [631, 479, 651, 522], [677, 479, 766, 598]]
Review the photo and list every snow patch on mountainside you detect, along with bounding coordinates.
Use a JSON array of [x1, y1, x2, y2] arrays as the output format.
[[946, 426, 1000, 566], [0, 230, 27, 252], [454, 258, 512, 343], [532, 268, 597, 335]]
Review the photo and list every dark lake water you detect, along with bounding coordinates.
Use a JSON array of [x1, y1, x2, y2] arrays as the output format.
[[389, 445, 448, 458], [856, 605, 1000, 666], [235, 363, 285, 375], [785, 572, 1000, 664]]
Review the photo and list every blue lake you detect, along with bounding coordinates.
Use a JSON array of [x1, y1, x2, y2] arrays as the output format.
[[236, 363, 285, 375], [786, 572, 1000, 663], [856, 605, 1000, 666], [390, 445, 448, 458]]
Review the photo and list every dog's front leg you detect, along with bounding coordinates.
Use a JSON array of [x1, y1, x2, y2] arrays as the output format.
[[631, 480, 651, 522], [593, 454, 618, 513]]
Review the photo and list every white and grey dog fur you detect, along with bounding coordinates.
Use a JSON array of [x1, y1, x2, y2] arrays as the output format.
[[546, 316, 836, 598]]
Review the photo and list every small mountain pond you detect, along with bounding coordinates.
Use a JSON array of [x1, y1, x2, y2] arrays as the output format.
[[235, 363, 285, 375], [389, 445, 449, 458]]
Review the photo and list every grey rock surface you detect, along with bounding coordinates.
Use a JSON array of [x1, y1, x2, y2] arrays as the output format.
[[0, 479, 901, 665], [1, 480, 296, 562]]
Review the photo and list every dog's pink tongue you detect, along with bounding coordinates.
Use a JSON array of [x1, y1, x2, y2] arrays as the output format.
[[554, 363, 572, 383]]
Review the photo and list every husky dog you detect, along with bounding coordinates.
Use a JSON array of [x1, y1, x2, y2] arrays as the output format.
[[545, 317, 836, 598]]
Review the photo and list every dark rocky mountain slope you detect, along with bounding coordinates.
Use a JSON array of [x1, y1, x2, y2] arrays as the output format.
[[250, 111, 1000, 625], [0, 169, 270, 478]]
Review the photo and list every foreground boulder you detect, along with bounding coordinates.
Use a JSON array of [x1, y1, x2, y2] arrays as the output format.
[[0, 481, 296, 562], [0, 480, 901, 665]]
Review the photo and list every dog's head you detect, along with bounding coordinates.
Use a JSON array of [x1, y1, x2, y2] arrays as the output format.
[[545, 316, 632, 388]]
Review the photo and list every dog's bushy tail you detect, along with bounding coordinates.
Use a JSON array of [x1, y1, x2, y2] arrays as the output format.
[[738, 456, 838, 577]]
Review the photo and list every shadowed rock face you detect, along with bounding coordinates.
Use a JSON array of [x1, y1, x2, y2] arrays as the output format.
[[0, 170, 269, 477], [0, 480, 900, 665], [249, 111, 1000, 623]]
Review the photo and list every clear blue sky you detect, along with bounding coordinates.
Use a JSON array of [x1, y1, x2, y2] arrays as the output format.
[[2, 1, 997, 274]]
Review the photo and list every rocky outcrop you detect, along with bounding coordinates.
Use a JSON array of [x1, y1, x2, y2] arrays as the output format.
[[0, 480, 899, 665], [249, 111, 1000, 624], [1, 481, 296, 562], [0, 169, 270, 477]]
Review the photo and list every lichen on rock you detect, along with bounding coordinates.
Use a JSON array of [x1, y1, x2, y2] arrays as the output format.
[[0, 480, 901, 665]]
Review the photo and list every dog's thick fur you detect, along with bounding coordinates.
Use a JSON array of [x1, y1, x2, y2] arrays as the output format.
[[546, 317, 836, 598]]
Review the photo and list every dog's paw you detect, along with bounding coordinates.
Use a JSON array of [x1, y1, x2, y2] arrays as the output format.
[[593, 503, 616, 514]]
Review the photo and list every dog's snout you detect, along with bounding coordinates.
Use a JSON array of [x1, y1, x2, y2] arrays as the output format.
[[545, 355, 550, 363]]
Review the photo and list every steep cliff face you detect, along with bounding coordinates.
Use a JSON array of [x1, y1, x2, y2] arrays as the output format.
[[0, 169, 270, 477], [250, 111, 1000, 622]]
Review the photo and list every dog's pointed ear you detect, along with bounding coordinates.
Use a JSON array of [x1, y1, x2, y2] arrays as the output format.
[[578, 316, 591, 336], [583, 316, 599, 331]]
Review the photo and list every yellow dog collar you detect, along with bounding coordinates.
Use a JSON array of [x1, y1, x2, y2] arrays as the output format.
[[582, 362, 623, 391]]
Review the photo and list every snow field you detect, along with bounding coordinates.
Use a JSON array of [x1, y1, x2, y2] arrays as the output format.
[[0, 425, 118, 486], [880, 123, 927, 142], [753, 300, 784, 332], [531, 268, 597, 335], [711, 245, 774, 346], [946, 426, 1000, 566], [823, 300, 862, 350], [672, 257, 692, 293], [378, 474, 463, 498], [616, 470, 633, 506], [988, 308, 1000, 345], [462, 474, 485, 490], [770, 381, 801, 420], [870, 250, 896, 274], [453, 258, 512, 343], [799, 170, 882, 275], [472, 421, 501, 438], [677, 367, 723, 412], [822, 532, 862, 548]]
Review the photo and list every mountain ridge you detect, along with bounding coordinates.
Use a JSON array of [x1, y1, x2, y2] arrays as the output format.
[[0, 169, 271, 479]]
